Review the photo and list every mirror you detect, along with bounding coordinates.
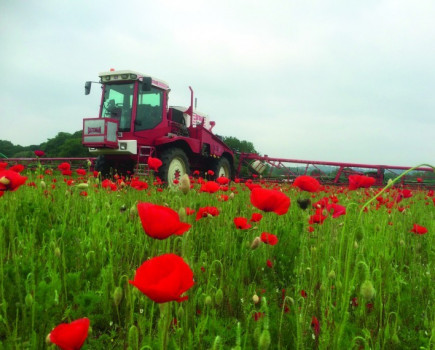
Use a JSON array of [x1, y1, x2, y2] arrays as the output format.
[[141, 77, 152, 91], [85, 81, 92, 95]]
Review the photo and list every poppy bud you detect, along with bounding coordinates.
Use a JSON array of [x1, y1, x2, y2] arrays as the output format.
[[40, 180, 46, 189], [179, 174, 190, 194], [25, 293, 33, 307], [391, 333, 400, 344], [258, 330, 271, 350], [328, 270, 336, 279], [229, 192, 235, 200], [215, 288, 223, 306], [178, 207, 187, 222], [253, 326, 261, 343], [113, 286, 123, 307], [128, 325, 139, 350], [205, 295, 212, 306], [252, 294, 260, 304], [354, 241, 359, 249], [360, 280, 376, 300], [177, 305, 184, 319], [212, 335, 223, 350], [54, 247, 61, 257], [207, 213, 214, 219], [250, 237, 262, 250], [76, 183, 89, 189]]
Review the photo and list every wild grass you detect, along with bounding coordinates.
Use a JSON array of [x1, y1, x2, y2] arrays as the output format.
[[0, 166, 434, 349]]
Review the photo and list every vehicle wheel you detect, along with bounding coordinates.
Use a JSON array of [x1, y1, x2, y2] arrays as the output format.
[[158, 148, 190, 185], [210, 157, 233, 180], [95, 155, 112, 177]]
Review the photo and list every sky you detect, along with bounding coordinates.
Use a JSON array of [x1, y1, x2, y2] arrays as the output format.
[[1, 0, 434, 167]]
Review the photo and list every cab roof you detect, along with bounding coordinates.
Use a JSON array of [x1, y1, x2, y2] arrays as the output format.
[[98, 69, 170, 90]]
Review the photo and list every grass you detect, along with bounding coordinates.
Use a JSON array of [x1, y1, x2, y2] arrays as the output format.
[[0, 165, 434, 349]]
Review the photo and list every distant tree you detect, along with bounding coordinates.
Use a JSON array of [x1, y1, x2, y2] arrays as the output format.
[[58, 138, 90, 157], [221, 136, 257, 154], [39, 131, 89, 157]]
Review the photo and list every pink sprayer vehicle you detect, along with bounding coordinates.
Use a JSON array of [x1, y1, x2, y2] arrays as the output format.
[[82, 69, 234, 183]]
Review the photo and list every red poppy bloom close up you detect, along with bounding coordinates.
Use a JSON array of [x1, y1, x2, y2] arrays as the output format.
[[58, 162, 71, 171], [137, 203, 191, 240], [0, 170, 28, 192], [410, 224, 427, 235], [234, 217, 252, 230], [200, 181, 220, 193], [348, 175, 375, 190], [196, 206, 220, 220], [260, 232, 279, 245], [250, 188, 290, 215], [216, 176, 229, 185], [293, 175, 321, 192], [250, 213, 263, 222], [147, 156, 163, 171], [129, 253, 194, 303], [49, 317, 90, 350], [34, 150, 45, 157]]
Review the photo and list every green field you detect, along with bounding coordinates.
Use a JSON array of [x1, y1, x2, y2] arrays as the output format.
[[0, 164, 434, 349]]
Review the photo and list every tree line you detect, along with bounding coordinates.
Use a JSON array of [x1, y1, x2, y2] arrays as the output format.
[[0, 132, 257, 159]]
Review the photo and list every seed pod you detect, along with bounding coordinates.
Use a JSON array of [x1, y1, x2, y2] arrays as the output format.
[[40, 180, 46, 189], [178, 207, 187, 222], [252, 294, 260, 304], [179, 174, 191, 195], [205, 295, 212, 306], [250, 237, 262, 250], [177, 305, 184, 319]]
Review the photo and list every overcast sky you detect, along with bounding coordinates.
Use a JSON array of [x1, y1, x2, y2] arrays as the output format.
[[1, 0, 434, 166]]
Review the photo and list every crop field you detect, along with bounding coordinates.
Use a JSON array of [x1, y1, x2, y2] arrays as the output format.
[[0, 161, 434, 349]]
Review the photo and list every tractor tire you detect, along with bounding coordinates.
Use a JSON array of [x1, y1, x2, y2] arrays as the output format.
[[95, 155, 112, 177], [157, 148, 190, 185], [210, 157, 233, 180]]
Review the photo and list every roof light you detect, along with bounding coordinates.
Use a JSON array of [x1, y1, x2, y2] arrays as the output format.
[[110, 68, 115, 71], [121, 74, 128, 79], [130, 74, 137, 79]]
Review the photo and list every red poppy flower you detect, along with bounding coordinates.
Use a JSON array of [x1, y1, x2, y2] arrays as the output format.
[[147, 156, 163, 171], [185, 207, 196, 216], [207, 170, 214, 176], [130, 179, 149, 191], [250, 213, 263, 222], [58, 162, 71, 171], [0, 170, 28, 191], [348, 175, 375, 190], [250, 188, 290, 215], [260, 232, 278, 245], [326, 203, 346, 218], [196, 206, 219, 220], [266, 259, 273, 268], [137, 203, 191, 240], [308, 209, 327, 225], [410, 224, 427, 235], [301, 290, 307, 298], [0, 162, 7, 171], [9, 164, 25, 173], [307, 226, 315, 232], [200, 181, 220, 193], [253, 312, 265, 321], [34, 150, 45, 157], [49, 317, 90, 350], [216, 176, 229, 185], [76, 169, 87, 176], [311, 316, 320, 336], [234, 217, 252, 230], [129, 253, 194, 303], [293, 175, 321, 192], [401, 189, 413, 198], [193, 170, 200, 176]]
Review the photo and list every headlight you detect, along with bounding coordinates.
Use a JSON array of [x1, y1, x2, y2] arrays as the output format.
[[119, 142, 127, 150]]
